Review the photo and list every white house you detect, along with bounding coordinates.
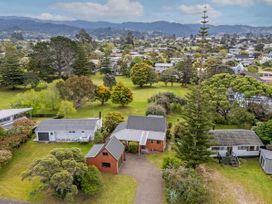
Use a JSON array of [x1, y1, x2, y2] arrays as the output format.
[[259, 149, 272, 174], [35, 118, 102, 142], [0, 108, 32, 129], [209, 129, 264, 157], [259, 71, 272, 83], [232, 63, 245, 74], [154, 63, 174, 73]]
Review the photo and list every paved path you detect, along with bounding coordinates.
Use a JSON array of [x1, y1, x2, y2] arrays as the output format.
[[120, 153, 164, 204], [0, 199, 28, 204]]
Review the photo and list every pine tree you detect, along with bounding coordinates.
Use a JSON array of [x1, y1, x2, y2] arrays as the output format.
[[73, 44, 90, 76], [175, 86, 213, 168], [0, 46, 24, 89], [198, 5, 209, 82]]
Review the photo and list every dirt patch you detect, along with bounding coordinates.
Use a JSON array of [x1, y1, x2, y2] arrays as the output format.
[[120, 153, 164, 204], [200, 165, 265, 204]]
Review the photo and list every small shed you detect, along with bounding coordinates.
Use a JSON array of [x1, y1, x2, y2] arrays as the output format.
[[260, 149, 272, 174], [86, 137, 125, 174]]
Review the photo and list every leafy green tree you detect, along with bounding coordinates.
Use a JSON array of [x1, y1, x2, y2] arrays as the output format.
[[163, 166, 207, 204], [111, 82, 133, 107], [22, 148, 101, 201], [145, 104, 166, 116], [175, 87, 213, 168], [103, 74, 116, 89], [50, 36, 77, 77], [130, 62, 154, 87], [175, 57, 194, 86], [58, 100, 77, 118], [28, 42, 54, 81], [73, 44, 91, 76], [80, 166, 102, 195], [254, 120, 272, 144], [160, 69, 177, 87], [95, 85, 111, 105], [103, 112, 124, 133], [0, 45, 24, 89], [57, 75, 95, 108]]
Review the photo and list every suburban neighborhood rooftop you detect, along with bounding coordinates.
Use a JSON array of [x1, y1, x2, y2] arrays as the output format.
[[210, 129, 264, 146]]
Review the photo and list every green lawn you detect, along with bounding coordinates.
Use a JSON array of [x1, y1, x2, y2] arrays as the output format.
[[0, 88, 24, 109], [72, 74, 189, 124], [0, 141, 137, 203]]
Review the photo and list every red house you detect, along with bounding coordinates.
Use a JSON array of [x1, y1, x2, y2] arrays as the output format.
[[86, 137, 125, 174]]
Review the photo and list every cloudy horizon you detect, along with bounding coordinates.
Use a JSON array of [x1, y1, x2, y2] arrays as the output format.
[[0, 0, 272, 26]]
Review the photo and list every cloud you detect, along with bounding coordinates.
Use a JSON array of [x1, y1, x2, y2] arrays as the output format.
[[178, 4, 221, 18], [35, 13, 75, 21], [52, 0, 144, 21], [212, 0, 272, 6]]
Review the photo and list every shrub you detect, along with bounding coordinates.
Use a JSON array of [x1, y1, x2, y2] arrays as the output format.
[[127, 142, 138, 153], [80, 166, 102, 196], [103, 112, 124, 133], [162, 156, 180, 169], [0, 150, 12, 166], [145, 104, 166, 116], [94, 130, 108, 144], [163, 166, 207, 204]]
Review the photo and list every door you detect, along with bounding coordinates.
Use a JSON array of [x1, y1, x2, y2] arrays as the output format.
[[38, 132, 49, 141], [227, 146, 233, 155]]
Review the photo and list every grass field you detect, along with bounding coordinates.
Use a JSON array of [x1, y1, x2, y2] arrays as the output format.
[[205, 158, 272, 204], [0, 141, 137, 203], [0, 74, 190, 124]]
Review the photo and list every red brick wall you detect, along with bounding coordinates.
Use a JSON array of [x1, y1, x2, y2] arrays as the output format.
[[146, 139, 165, 152], [86, 149, 119, 174]]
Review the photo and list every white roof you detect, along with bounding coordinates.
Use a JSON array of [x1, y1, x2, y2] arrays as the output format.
[[0, 108, 32, 120]]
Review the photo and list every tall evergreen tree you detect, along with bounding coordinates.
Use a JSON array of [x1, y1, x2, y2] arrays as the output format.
[[73, 44, 91, 76], [198, 6, 209, 82], [0, 46, 24, 89], [175, 86, 213, 168]]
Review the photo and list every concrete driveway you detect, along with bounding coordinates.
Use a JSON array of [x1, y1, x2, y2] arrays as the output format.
[[120, 153, 164, 204]]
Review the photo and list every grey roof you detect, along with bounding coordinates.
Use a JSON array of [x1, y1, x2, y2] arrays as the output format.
[[105, 136, 125, 160], [261, 149, 272, 160], [127, 115, 167, 132], [85, 137, 124, 160], [35, 118, 100, 132], [0, 108, 32, 120], [86, 144, 104, 158], [210, 129, 264, 146], [112, 122, 127, 134]]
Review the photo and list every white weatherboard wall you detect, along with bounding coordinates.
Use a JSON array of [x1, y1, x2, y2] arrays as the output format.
[[209, 145, 260, 157]]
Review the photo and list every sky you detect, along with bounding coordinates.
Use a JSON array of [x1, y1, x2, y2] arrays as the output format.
[[0, 0, 272, 26]]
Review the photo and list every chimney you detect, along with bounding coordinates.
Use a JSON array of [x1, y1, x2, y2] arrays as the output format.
[[99, 112, 102, 119]]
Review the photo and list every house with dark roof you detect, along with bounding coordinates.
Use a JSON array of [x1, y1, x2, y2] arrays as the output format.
[[86, 137, 125, 174], [111, 115, 167, 153], [259, 149, 272, 174], [209, 129, 264, 157], [34, 118, 102, 142], [0, 108, 32, 129]]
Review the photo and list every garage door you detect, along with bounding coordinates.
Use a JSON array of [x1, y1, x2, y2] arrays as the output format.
[[38, 132, 49, 141]]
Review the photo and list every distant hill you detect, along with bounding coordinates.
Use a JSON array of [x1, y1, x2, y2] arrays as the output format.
[[0, 16, 272, 37]]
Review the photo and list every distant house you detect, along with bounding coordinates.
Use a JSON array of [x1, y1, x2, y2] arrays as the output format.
[[209, 129, 264, 157], [111, 115, 167, 153], [35, 118, 102, 142], [232, 63, 245, 74], [259, 148, 272, 174], [86, 137, 125, 174], [259, 71, 272, 83], [154, 63, 174, 73], [0, 108, 32, 129]]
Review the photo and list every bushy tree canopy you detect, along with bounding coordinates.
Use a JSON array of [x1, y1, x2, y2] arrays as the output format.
[[111, 82, 133, 107]]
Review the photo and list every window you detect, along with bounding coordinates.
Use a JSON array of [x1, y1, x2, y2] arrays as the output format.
[[103, 152, 108, 156], [50, 132, 53, 135], [69, 131, 75, 133], [157, 141, 161, 144], [82, 131, 85, 133], [150, 140, 153, 143], [102, 162, 111, 168], [211, 146, 225, 151], [248, 146, 255, 151], [238, 146, 248, 150]]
